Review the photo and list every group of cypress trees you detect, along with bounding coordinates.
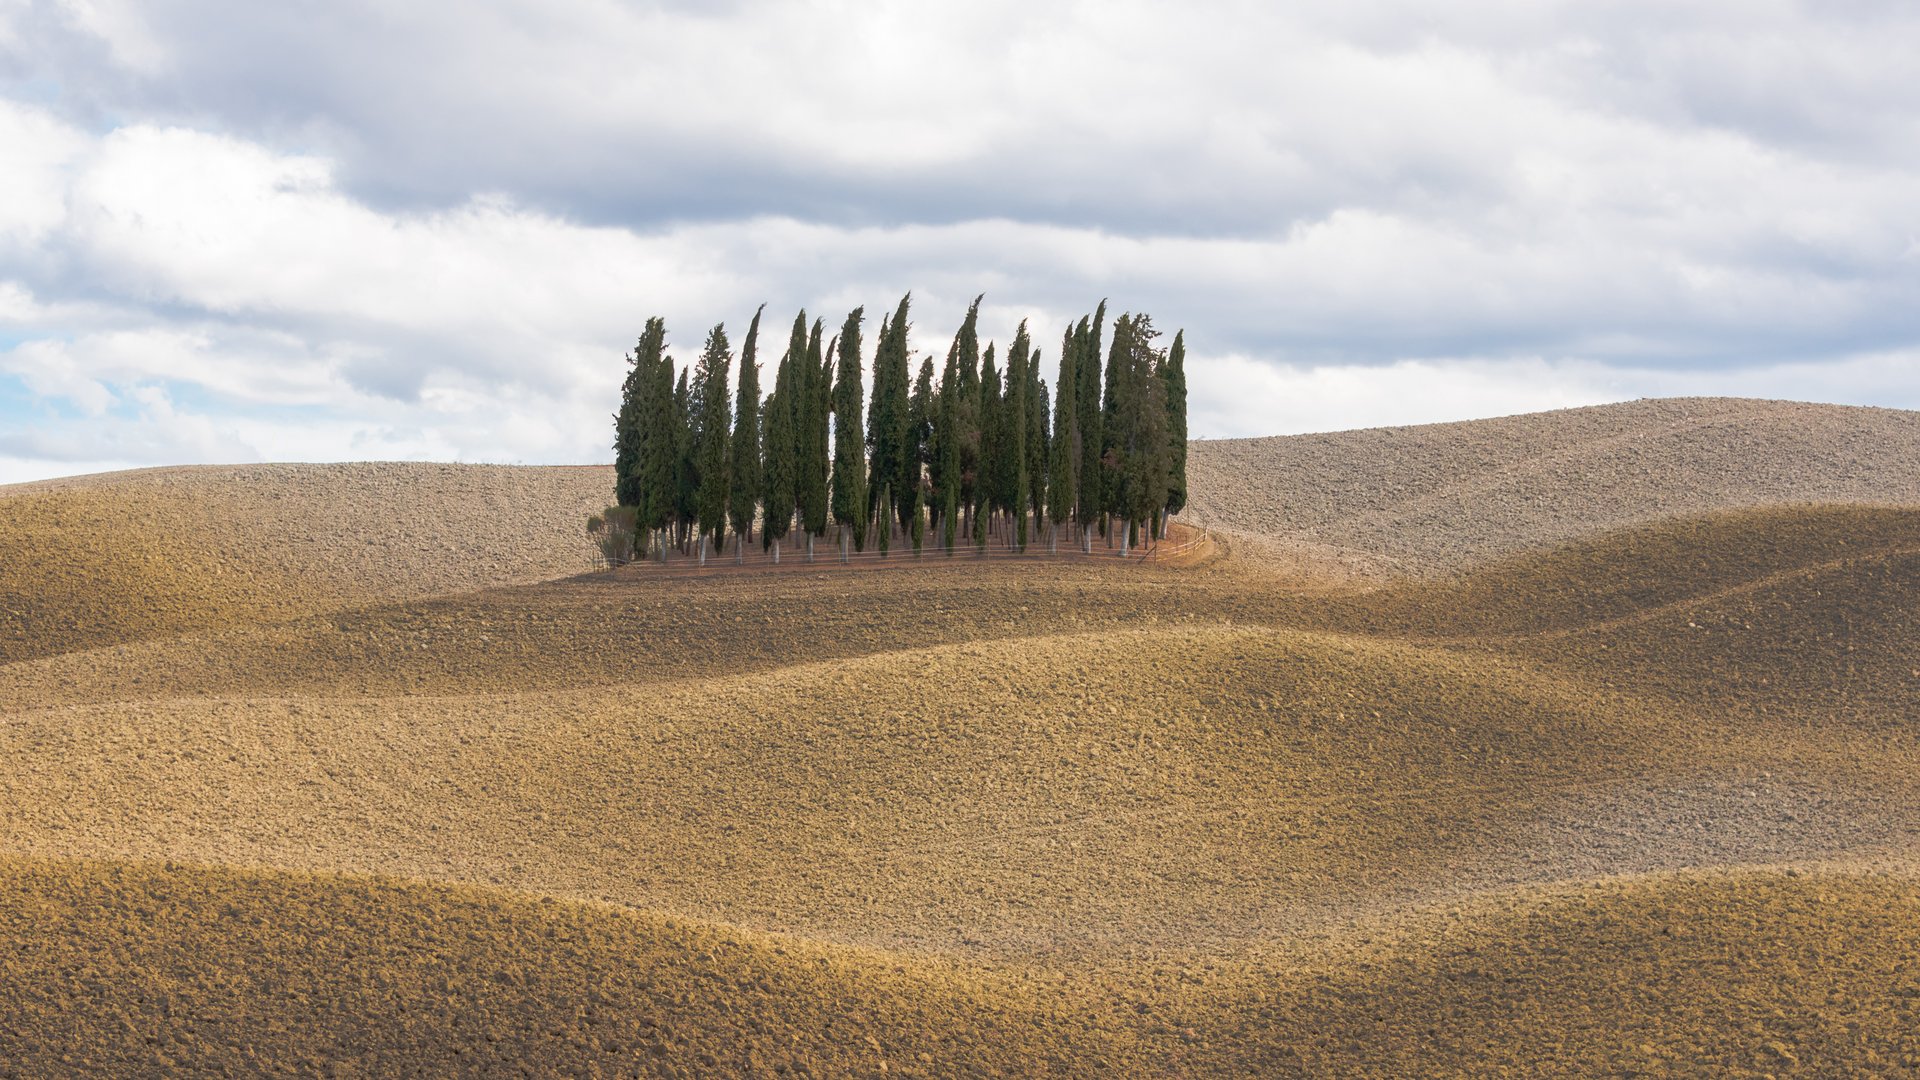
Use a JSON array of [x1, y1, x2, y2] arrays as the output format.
[[610, 295, 1188, 564]]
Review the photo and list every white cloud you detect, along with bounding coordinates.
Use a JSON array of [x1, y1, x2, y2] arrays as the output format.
[[0, 5, 1916, 481]]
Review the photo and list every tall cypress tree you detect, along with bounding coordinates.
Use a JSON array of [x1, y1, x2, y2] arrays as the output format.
[[1075, 305, 1105, 550], [694, 324, 733, 561], [867, 292, 912, 533], [909, 355, 934, 522], [775, 312, 808, 545], [613, 331, 649, 509], [830, 307, 867, 553], [728, 307, 764, 558], [1006, 323, 1031, 551], [671, 366, 695, 551], [639, 322, 674, 552], [1027, 354, 1050, 534], [1047, 324, 1079, 552], [910, 477, 926, 555], [1162, 328, 1188, 533], [799, 318, 831, 555], [1114, 314, 1169, 554], [978, 341, 1003, 522], [953, 297, 983, 523], [931, 339, 958, 537], [939, 361, 959, 554], [1100, 306, 1125, 530], [761, 381, 794, 559]]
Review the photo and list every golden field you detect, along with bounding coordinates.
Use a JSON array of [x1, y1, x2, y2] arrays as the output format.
[[4, 397, 1919, 1077]]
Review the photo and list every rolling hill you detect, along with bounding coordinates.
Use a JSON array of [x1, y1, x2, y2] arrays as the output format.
[[4, 396, 1918, 1075]]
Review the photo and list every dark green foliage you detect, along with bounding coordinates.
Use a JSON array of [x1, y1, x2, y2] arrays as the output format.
[[1075, 304, 1105, 531], [1163, 329, 1188, 519], [944, 480, 960, 553], [867, 293, 913, 532], [671, 367, 695, 548], [761, 382, 794, 549], [1112, 313, 1170, 550], [606, 293, 1187, 565], [931, 341, 958, 523], [729, 307, 764, 546], [800, 319, 831, 541], [639, 325, 674, 538], [830, 307, 867, 548], [1005, 323, 1031, 551], [1026, 351, 1049, 531], [952, 296, 983, 515], [613, 317, 673, 553], [1100, 304, 1122, 523], [765, 312, 808, 546], [979, 342, 1004, 517], [1047, 324, 1079, 536], [909, 355, 934, 508], [613, 330, 649, 508], [910, 479, 925, 554], [694, 324, 733, 552]]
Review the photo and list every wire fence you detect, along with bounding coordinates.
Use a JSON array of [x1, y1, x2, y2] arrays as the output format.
[[588, 520, 1210, 574]]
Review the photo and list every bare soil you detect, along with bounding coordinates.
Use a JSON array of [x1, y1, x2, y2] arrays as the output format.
[[5, 397, 1920, 1075]]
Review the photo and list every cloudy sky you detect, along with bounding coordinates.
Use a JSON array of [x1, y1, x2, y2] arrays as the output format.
[[2, 1, 1918, 482]]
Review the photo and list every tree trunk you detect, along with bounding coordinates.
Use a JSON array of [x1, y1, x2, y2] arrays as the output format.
[[806, 533, 815, 562], [772, 539, 780, 564]]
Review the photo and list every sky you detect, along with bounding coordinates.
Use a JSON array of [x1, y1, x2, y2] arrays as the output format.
[[2, 1, 1918, 483]]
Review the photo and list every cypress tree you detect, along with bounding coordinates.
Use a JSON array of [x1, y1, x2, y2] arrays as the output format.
[[694, 323, 732, 563], [1027, 357, 1049, 534], [800, 318, 831, 557], [613, 329, 651, 509], [639, 323, 673, 555], [1114, 314, 1170, 555], [978, 341, 1003, 522], [908, 355, 934, 522], [910, 478, 926, 555], [776, 312, 808, 546], [867, 292, 913, 533], [939, 366, 959, 555], [1005, 323, 1030, 550], [1101, 307, 1125, 531], [931, 340, 958, 539], [1047, 324, 1079, 553], [672, 366, 695, 552], [1075, 304, 1105, 551], [761, 382, 794, 561], [831, 307, 867, 554], [728, 306, 764, 559], [953, 297, 983, 524], [875, 482, 891, 556], [1162, 329, 1188, 534]]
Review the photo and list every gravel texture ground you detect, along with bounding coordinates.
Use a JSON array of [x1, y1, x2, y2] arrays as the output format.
[[1185, 396, 1920, 577], [4, 398, 1920, 1075]]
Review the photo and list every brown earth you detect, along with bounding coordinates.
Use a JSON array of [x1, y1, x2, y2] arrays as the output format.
[[1185, 396, 1920, 577], [4, 396, 1920, 1075]]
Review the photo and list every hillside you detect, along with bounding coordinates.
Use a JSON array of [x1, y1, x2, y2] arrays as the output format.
[[0, 462, 610, 663], [4, 397, 1920, 1073], [1185, 396, 1920, 576]]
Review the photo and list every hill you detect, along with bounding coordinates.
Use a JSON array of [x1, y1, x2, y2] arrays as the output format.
[[1185, 397, 1920, 576], [0, 462, 609, 663], [5, 397, 1920, 1073]]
